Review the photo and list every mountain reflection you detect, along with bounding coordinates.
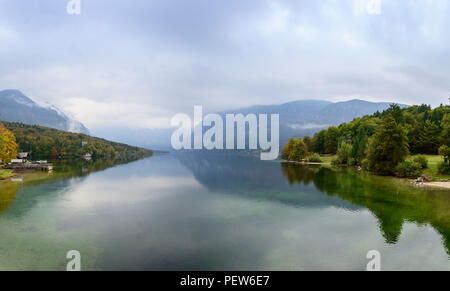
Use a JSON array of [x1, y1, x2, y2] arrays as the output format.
[[178, 152, 450, 254], [0, 155, 150, 215]]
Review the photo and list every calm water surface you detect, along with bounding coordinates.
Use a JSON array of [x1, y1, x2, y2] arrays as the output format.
[[0, 153, 449, 270]]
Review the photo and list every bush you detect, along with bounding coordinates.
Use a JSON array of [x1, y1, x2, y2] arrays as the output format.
[[395, 161, 423, 178], [331, 157, 342, 166], [437, 162, 450, 175], [361, 159, 370, 171], [412, 155, 428, 169], [308, 153, 322, 163]]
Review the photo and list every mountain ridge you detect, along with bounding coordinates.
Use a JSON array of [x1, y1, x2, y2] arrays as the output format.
[[0, 89, 89, 135]]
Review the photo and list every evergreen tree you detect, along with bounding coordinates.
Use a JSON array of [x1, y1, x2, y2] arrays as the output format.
[[410, 120, 439, 154], [366, 114, 409, 175], [324, 126, 339, 154], [441, 113, 450, 146], [313, 130, 327, 154], [383, 104, 405, 124]]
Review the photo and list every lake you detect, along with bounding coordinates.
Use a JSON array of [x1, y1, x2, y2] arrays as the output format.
[[0, 152, 449, 270]]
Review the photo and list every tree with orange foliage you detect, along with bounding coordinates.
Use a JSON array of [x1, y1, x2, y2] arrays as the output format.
[[0, 123, 18, 164]]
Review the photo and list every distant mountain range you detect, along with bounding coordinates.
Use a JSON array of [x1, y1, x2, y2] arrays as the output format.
[[217, 99, 405, 145], [0, 89, 404, 148], [0, 89, 89, 134], [95, 99, 404, 148]]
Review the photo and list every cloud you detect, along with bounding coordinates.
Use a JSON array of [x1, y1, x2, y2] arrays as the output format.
[[0, 0, 449, 130]]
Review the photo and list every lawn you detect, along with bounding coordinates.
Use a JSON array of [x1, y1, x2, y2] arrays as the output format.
[[318, 154, 450, 181], [318, 155, 337, 164], [415, 155, 450, 181]]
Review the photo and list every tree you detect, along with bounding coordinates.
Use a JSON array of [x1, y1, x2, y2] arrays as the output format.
[[281, 138, 295, 160], [313, 130, 327, 154], [383, 104, 405, 124], [324, 127, 339, 154], [439, 145, 450, 166], [289, 138, 308, 161], [410, 120, 439, 154], [333, 141, 353, 166], [366, 114, 409, 175], [351, 118, 378, 164], [438, 145, 450, 174], [0, 123, 18, 164], [303, 136, 313, 153], [441, 113, 450, 147]]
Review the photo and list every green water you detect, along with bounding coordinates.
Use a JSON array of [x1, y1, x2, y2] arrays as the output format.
[[0, 152, 449, 270]]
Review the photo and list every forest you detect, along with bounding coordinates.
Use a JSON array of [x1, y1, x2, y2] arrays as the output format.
[[0, 121, 152, 162], [281, 104, 450, 178]]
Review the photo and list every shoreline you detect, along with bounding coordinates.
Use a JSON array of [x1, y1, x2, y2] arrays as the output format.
[[282, 160, 450, 189], [0, 169, 15, 180], [422, 182, 450, 189], [284, 160, 330, 165]]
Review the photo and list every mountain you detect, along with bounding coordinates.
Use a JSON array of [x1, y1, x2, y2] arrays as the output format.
[[314, 99, 402, 126], [3, 121, 152, 159], [96, 99, 402, 149], [219, 99, 405, 145], [0, 89, 89, 134], [91, 126, 173, 151]]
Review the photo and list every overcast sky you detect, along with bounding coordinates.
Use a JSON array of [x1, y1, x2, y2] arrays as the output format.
[[0, 0, 449, 130]]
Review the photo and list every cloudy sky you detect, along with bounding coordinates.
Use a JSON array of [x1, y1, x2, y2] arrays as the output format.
[[0, 0, 449, 130]]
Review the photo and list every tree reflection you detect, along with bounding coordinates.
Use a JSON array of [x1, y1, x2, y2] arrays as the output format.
[[281, 163, 450, 253], [0, 181, 18, 213]]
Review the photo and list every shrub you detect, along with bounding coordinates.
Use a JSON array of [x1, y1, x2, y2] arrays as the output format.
[[439, 145, 450, 165], [332, 141, 353, 166], [331, 157, 342, 166], [437, 162, 450, 175], [361, 159, 370, 171], [395, 161, 423, 178], [412, 155, 428, 170], [308, 153, 322, 163]]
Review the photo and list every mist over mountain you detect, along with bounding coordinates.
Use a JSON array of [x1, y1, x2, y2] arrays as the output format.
[[91, 126, 172, 151], [0, 89, 401, 148], [95, 99, 402, 148], [218, 99, 404, 145], [0, 89, 89, 134]]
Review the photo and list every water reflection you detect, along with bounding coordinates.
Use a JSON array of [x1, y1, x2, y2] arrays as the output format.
[[0, 181, 18, 213], [178, 152, 450, 255], [1, 152, 449, 270], [0, 155, 151, 215]]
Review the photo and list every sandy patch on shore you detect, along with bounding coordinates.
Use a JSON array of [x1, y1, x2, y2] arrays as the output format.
[[423, 182, 450, 189]]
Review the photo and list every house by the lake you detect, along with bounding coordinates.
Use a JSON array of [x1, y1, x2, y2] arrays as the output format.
[[18, 152, 29, 160], [82, 153, 92, 161]]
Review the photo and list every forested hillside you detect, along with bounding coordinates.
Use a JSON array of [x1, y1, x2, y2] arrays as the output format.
[[282, 104, 450, 177], [2, 121, 152, 160]]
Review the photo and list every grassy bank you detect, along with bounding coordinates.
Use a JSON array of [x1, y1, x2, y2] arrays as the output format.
[[317, 155, 337, 164], [421, 155, 450, 181], [0, 169, 14, 179], [312, 154, 450, 182]]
